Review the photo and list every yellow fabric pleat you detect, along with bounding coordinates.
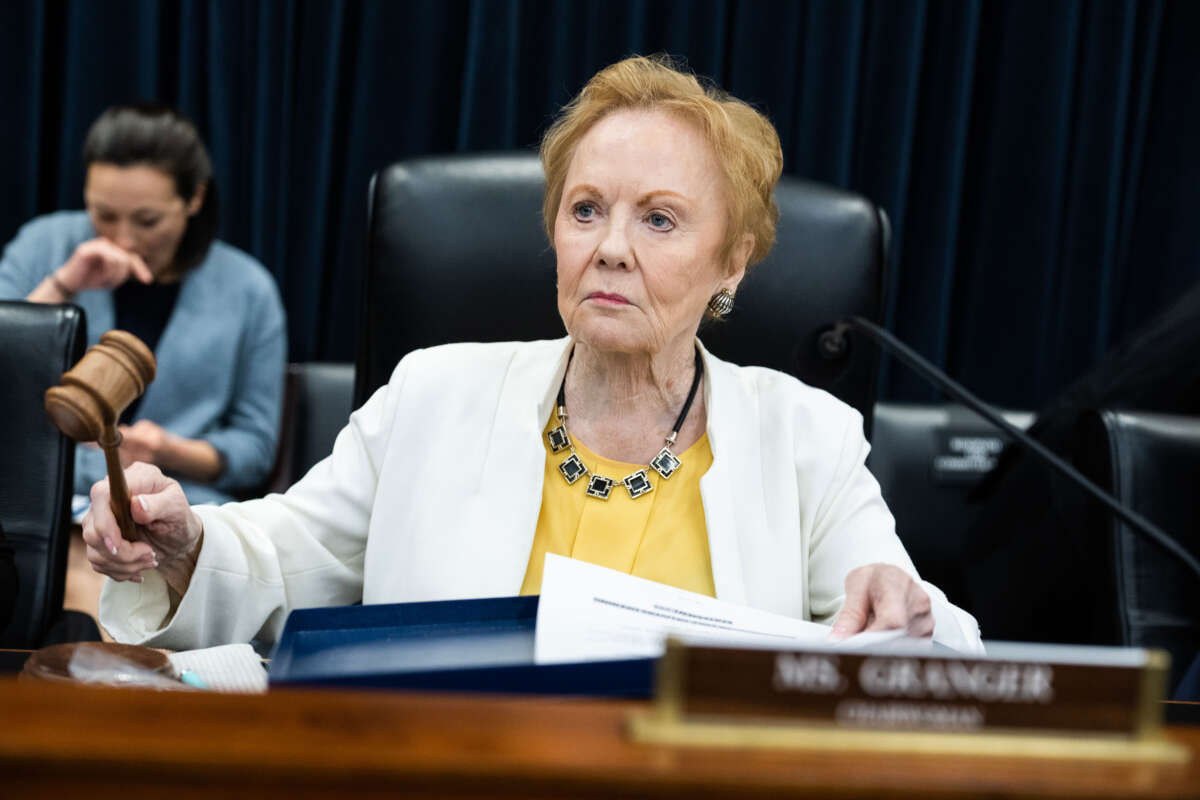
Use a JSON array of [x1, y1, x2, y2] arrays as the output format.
[[520, 412, 716, 597]]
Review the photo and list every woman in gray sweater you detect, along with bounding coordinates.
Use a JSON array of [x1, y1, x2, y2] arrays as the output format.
[[0, 105, 286, 505]]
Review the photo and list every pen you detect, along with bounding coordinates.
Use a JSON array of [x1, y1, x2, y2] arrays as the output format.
[[179, 669, 209, 690]]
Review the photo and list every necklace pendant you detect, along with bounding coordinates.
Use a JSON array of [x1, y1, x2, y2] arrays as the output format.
[[547, 424, 571, 453], [558, 454, 588, 484], [584, 474, 615, 499], [623, 469, 654, 499], [650, 447, 682, 479]]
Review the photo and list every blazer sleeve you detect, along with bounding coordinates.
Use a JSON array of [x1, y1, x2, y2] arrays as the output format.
[[202, 278, 288, 492], [73, 443, 108, 496], [0, 217, 57, 298], [98, 355, 406, 650], [804, 406, 984, 654]]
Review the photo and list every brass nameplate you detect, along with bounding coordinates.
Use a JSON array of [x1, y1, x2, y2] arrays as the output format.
[[629, 640, 1188, 762]]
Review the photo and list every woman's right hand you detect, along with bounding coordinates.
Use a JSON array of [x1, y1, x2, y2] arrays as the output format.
[[82, 462, 203, 593], [56, 238, 154, 294]]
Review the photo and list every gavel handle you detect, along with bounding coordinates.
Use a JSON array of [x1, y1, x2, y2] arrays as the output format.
[[98, 425, 139, 543]]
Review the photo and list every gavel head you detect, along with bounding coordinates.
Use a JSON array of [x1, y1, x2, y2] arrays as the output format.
[[44, 330, 157, 444]]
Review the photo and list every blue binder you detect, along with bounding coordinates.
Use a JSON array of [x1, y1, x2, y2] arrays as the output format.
[[267, 595, 656, 697]]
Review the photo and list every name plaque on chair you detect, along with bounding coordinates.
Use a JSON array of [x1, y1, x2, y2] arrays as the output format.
[[629, 640, 1187, 762]]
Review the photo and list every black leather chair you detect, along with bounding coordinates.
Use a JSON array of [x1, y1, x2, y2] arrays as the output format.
[[264, 362, 356, 494], [868, 403, 1032, 610], [0, 522, 17, 636], [0, 300, 88, 648], [357, 153, 888, 426], [1076, 410, 1200, 691], [871, 404, 1199, 683]]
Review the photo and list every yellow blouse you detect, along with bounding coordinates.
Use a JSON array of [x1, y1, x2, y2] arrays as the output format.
[[520, 413, 716, 597]]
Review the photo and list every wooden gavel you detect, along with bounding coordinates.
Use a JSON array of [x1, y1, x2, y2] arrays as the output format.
[[44, 330, 157, 543]]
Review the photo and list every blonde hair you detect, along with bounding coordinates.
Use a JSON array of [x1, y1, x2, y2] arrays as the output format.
[[539, 54, 784, 271]]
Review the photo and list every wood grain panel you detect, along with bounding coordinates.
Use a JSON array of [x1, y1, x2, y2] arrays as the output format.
[[1, 678, 1197, 798]]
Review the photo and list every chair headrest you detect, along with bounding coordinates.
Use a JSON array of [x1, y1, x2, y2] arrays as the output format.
[[358, 153, 887, 424]]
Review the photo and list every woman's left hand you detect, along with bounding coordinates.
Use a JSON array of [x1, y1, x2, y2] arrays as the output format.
[[829, 563, 934, 640], [117, 420, 170, 468]]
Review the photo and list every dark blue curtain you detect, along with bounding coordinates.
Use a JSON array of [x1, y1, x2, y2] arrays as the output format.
[[2, 0, 1197, 408]]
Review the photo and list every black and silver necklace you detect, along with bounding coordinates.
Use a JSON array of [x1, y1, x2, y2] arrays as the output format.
[[547, 349, 704, 500]]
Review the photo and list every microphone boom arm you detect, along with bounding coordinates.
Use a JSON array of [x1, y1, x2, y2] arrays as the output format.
[[822, 315, 1200, 582]]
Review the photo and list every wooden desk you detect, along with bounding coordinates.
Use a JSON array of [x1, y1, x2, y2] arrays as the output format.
[[1, 678, 1197, 799]]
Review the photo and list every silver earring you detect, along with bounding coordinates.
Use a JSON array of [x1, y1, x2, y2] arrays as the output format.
[[707, 288, 735, 317]]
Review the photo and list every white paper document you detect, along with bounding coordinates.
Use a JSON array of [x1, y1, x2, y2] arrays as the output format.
[[168, 643, 269, 693], [535, 554, 906, 664]]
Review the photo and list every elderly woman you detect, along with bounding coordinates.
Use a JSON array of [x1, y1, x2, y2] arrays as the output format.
[[85, 56, 982, 653]]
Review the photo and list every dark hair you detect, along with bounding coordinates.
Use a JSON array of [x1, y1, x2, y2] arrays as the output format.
[[82, 104, 218, 274]]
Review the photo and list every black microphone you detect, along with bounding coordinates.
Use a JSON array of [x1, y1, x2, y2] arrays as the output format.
[[819, 315, 1200, 582]]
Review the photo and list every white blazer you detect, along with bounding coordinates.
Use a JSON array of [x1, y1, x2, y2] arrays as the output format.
[[101, 338, 983, 653]]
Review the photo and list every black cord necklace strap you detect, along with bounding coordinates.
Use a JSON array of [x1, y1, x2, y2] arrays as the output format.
[[669, 348, 704, 441], [555, 362, 568, 410], [547, 346, 705, 500]]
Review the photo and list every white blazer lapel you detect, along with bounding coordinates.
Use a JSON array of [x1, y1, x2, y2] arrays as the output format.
[[697, 342, 759, 605], [474, 338, 573, 595]]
